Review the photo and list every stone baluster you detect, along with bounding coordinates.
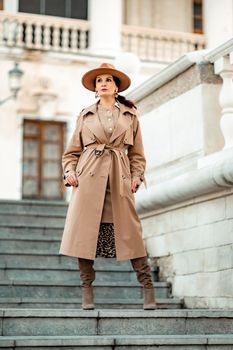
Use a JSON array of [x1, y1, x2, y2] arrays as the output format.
[[131, 34, 138, 57], [70, 27, 78, 53], [25, 21, 33, 48], [214, 55, 233, 149], [79, 29, 87, 50], [7, 19, 16, 47], [53, 25, 60, 51], [16, 19, 23, 47], [62, 26, 69, 52], [0, 17, 3, 45], [34, 23, 42, 49], [163, 38, 170, 62], [147, 34, 154, 61], [142, 34, 149, 60], [121, 32, 127, 52], [43, 24, 51, 50]]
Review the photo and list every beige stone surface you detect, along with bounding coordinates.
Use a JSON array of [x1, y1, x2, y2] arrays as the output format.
[[142, 192, 233, 308]]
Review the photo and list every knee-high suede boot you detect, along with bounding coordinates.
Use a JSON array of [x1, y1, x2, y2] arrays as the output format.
[[78, 258, 95, 310], [131, 256, 157, 310]]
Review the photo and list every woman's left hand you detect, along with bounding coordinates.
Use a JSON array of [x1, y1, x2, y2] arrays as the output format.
[[131, 178, 141, 193]]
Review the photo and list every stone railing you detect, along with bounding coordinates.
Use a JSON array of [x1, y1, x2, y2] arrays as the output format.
[[0, 11, 90, 53], [127, 37, 233, 212], [121, 24, 205, 62], [0, 11, 206, 62], [126, 38, 233, 309], [205, 38, 233, 150]]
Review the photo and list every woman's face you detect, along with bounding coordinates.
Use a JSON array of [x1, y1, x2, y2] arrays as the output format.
[[95, 74, 118, 98]]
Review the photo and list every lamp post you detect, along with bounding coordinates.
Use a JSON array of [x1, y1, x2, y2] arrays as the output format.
[[0, 62, 24, 105]]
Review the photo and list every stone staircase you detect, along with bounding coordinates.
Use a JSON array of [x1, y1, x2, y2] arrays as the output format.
[[0, 199, 232, 349]]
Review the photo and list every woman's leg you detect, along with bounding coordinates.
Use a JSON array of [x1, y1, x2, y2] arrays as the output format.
[[78, 258, 95, 309], [130, 256, 157, 310]]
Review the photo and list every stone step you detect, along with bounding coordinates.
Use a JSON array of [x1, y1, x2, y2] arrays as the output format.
[[0, 266, 158, 283], [0, 239, 61, 254], [0, 225, 62, 236], [0, 297, 182, 309], [0, 255, 133, 269], [0, 235, 62, 255], [0, 231, 61, 241], [0, 334, 233, 349], [0, 237, 158, 276], [0, 236, 158, 282], [0, 213, 65, 227], [1, 253, 78, 268], [1, 254, 150, 270], [0, 280, 170, 299], [1, 309, 233, 336], [0, 199, 68, 215], [0, 232, 61, 241]]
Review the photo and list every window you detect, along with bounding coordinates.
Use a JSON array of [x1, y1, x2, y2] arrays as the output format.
[[22, 120, 65, 200], [193, 0, 203, 34], [19, 0, 88, 20]]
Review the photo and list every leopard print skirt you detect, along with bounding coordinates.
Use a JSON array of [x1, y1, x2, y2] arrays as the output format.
[[95, 223, 116, 258]]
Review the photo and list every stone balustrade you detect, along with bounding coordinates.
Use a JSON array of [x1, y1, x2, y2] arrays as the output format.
[[0, 11, 90, 53], [121, 24, 205, 62], [0, 11, 205, 62], [128, 38, 233, 217], [205, 38, 233, 150]]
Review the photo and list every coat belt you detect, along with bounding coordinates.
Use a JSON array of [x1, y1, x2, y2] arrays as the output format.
[[87, 144, 128, 197]]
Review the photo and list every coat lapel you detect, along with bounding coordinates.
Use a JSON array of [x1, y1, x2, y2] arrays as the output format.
[[109, 102, 135, 144], [81, 101, 136, 145], [81, 103, 108, 144]]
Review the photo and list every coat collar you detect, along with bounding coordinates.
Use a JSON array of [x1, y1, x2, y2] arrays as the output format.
[[81, 101, 136, 144], [80, 101, 136, 117]]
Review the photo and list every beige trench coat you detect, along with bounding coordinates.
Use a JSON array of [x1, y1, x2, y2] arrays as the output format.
[[59, 101, 147, 261]]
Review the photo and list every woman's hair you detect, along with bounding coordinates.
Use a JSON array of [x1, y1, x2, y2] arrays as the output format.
[[116, 94, 137, 109], [94, 75, 137, 109], [113, 76, 137, 109]]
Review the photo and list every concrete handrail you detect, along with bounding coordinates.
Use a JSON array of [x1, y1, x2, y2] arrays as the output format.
[[136, 150, 233, 215]]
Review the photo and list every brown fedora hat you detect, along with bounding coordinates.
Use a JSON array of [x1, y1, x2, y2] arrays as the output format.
[[81, 63, 131, 92]]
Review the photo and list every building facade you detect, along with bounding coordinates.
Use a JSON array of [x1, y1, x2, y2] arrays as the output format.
[[0, 0, 209, 201], [1, 0, 233, 308]]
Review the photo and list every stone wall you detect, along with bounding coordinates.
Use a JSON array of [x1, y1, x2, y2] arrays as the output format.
[[141, 190, 233, 308], [131, 51, 233, 308], [137, 63, 223, 186]]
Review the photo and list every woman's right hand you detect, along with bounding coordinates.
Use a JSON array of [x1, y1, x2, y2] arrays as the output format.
[[66, 173, 79, 187]]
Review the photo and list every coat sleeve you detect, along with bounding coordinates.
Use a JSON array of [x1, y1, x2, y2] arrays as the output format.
[[62, 114, 84, 186], [127, 112, 146, 186]]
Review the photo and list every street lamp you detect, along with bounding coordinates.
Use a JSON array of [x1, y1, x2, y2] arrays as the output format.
[[0, 62, 24, 105]]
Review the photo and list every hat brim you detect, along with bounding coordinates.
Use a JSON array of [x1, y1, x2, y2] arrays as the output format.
[[82, 67, 131, 92]]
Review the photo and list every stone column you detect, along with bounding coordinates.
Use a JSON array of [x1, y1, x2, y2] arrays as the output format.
[[3, 0, 18, 12], [203, 0, 233, 49], [214, 55, 233, 149], [88, 0, 122, 56]]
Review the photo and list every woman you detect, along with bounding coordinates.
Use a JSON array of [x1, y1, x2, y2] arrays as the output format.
[[59, 63, 156, 310]]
